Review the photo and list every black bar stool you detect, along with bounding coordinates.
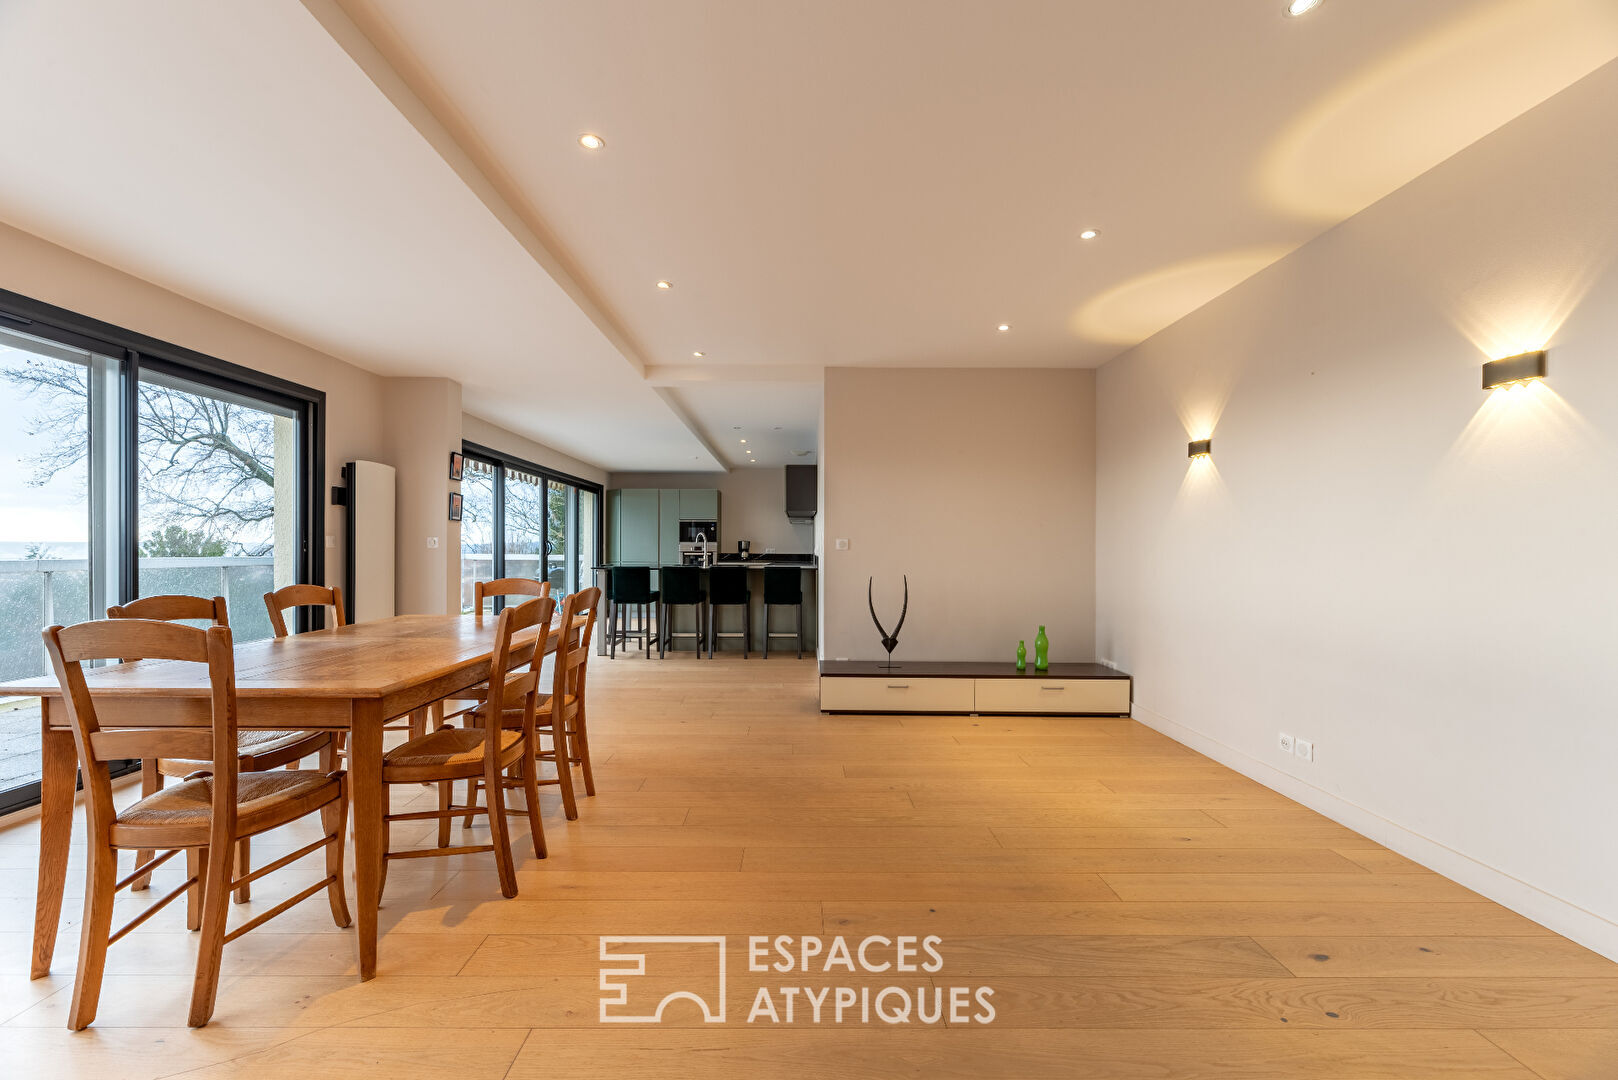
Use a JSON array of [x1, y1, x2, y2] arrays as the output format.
[[607, 567, 657, 659], [658, 565, 707, 657], [763, 566, 804, 659], [707, 566, 751, 659]]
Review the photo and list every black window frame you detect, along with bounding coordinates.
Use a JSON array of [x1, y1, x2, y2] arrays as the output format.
[[0, 288, 326, 817], [460, 439, 602, 609]]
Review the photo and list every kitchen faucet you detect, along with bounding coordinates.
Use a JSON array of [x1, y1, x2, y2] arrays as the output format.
[[695, 531, 712, 567]]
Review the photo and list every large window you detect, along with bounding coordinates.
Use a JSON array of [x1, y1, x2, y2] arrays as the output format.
[[458, 442, 601, 613], [0, 291, 323, 815]]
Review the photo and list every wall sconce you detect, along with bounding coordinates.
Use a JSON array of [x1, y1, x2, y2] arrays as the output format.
[[1482, 350, 1547, 390], [1187, 439, 1212, 459]]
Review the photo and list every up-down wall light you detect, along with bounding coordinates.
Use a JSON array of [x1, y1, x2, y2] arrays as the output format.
[[1187, 439, 1212, 459], [1481, 350, 1547, 390]]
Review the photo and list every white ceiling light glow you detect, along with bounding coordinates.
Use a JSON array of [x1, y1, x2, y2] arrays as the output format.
[[578, 133, 605, 150], [997, 323, 1011, 332], [655, 280, 673, 290], [1284, 0, 1324, 16], [1079, 229, 1099, 240]]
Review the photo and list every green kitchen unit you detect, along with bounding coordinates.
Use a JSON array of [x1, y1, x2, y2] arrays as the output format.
[[606, 488, 721, 567]]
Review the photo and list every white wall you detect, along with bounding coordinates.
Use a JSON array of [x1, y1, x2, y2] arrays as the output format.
[[608, 467, 814, 554], [1096, 60, 1618, 956], [822, 367, 1095, 662]]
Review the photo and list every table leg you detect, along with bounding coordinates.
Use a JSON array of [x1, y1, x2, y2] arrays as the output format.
[[349, 700, 384, 980], [33, 704, 76, 979]]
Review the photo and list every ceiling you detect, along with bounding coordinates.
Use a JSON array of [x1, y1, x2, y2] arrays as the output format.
[[1, 0, 1614, 472]]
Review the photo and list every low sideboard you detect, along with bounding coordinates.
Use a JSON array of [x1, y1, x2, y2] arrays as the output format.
[[819, 660, 1132, 716]]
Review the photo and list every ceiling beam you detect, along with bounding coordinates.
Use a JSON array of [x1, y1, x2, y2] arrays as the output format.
[[300, 0, 726, 470], [643, 363, 825, 387]]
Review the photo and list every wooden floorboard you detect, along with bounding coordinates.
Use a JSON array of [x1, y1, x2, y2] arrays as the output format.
[[2, 653, 1613, 1078]]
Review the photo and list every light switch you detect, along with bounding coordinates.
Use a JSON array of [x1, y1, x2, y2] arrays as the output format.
[[324, 535, 335, 549], [426, 537, 439, 549]]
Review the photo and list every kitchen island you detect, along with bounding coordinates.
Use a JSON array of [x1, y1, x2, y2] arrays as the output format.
[[591, 558, 817, 655]]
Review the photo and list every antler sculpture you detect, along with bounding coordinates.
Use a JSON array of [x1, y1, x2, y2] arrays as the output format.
[[868, 575, 908, 669]]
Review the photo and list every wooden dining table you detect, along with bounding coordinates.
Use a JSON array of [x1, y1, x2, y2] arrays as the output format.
[[2, 611, 580, 983]]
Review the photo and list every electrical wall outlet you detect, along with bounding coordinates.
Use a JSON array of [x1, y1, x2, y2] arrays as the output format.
[[765, 547, 776, 553], [1278, 733, 1294, 754], [1295, 738, 1314, 762], [835, 538, 849, 550]]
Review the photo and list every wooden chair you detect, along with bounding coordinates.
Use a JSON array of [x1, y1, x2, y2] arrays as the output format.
[[434, 576, 554, 722], [378, 595, 551, 899], [109, 594, 333, 903], [41, 617, 350, 1029], [472, 576, 551, 613], [263, 583, 346, 637], [466, 587, 601, 823]]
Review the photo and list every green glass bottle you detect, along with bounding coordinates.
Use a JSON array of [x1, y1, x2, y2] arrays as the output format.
[[1016, 640, 1027, 671], [1034, 625, 1049, 671]]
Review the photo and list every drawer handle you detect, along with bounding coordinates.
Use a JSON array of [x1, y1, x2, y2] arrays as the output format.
[[1040, 685, 1066, 691], [886, 683, 909, 689]]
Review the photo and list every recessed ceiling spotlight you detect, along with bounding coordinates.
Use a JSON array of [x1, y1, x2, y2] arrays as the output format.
[[997, 324, 1011, 333], [578, 133, 606, 150], [1284, 0, 1323, 15], [656, 280, 673, 290], [740, 439, 747, 443], [1079, 229, 1099, 240], [692, 351, 704, 358], [773, 426, 782, 431]]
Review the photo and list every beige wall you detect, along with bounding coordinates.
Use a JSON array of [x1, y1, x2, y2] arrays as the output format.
[[464, 414, 608, 487], [608, 468, 814, 554], [821, 367, 1095, 662], [0, 220, 386, 595], [1096, 60, 1618, 957], [382, 378, 462, 614]]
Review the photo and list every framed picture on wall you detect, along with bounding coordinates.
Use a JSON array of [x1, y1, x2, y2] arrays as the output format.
[[448, 491, 463, 521], [449, 451, 464, 481]]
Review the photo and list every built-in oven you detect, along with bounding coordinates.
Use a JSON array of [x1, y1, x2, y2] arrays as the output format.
[[678, 519, 718, 566]]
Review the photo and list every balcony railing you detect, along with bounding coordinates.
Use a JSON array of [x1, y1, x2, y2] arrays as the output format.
[[0, 556, 277, 683]]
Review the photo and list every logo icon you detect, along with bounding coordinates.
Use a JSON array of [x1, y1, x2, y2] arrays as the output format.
[[599, 936, 727, 1023]]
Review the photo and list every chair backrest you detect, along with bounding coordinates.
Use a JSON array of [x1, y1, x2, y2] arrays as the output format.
[[473, 577, 550, 614], [42, 619, 239, 838], [658, 565, 702, 606], [708, 567, 749, 606], [608, 566, 652, 605], [108, 594, 230, 628], [763, 567, 804, 606], [482, 595, 555, 722], [263, 584, 346, 638], [551, 587, 601, 720]]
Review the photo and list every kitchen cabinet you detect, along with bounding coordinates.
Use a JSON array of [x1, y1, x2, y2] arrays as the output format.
[[616, 488, 661, 564], [606, 487, 722, 566], [658, 489, 682, 565], [679, 488, 720, 522]]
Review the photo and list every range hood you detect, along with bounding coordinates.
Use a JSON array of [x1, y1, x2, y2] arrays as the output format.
[[785, 464, 817, 522]]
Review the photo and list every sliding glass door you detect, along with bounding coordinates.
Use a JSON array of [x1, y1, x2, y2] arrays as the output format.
[[136, 370, 299, 643], [0, 292, 323, 815], [458, 443, 601, 613], [0, 326, 120, 810]]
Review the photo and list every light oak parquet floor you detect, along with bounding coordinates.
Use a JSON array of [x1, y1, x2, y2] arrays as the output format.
[[1, 654, 1615, 1078]]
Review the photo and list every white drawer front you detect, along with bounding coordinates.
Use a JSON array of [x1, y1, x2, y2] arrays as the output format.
[[974, 678, 1130, 715], [820, 677, 975, 713]]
